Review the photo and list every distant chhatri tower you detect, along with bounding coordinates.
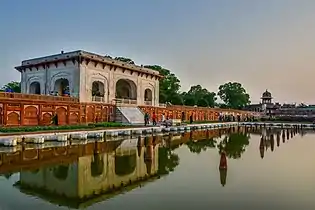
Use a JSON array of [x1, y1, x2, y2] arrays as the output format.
[[261, 89, 272, 104], [245, 89, 275, 113]]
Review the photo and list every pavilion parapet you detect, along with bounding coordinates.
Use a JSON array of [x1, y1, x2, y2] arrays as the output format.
[[16, 50, 162, 78], [159, 103, 167, 108], [92, 96, 105, 103], [113, 98, 137, 106], [0, 92, 79, 103], [144, 101, 153, 106]]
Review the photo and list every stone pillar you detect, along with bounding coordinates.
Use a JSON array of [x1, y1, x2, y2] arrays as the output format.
[[154, 80, 159, 106], [72, 63, 80, 98], [79, 64, 87, 102], [108, 70, 115, 103], [21, 71, 26, 93], [137, 77, 142, 105], [21, 72, 24, 93]]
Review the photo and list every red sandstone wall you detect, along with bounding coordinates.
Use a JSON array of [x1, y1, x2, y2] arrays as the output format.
[[139, 105, 253, 122], [0, 100, 114, 126], [0, 94, 255, 126]]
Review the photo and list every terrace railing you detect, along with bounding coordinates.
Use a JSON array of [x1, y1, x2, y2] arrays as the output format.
[[159, 103, 167, 108], [144, 100, 153, 106], [92, 96, 105, 102], [113, 98, 137, 105], [0, 92, 79, 102]]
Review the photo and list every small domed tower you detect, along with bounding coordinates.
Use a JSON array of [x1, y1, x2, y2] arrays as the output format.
[[261, 89, 272, 104]]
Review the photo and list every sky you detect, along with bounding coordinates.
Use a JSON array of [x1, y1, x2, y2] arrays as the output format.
[[1, 0, 315, 104]]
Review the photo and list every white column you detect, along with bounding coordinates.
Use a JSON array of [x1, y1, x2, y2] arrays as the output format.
[[21, 72, 26, 93], [154, 80, 159, 106], [137, 77, 142, 105], [108, 70, 115, 103]]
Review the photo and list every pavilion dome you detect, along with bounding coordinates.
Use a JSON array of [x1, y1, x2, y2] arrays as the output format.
[[262, 89, 272, 98]]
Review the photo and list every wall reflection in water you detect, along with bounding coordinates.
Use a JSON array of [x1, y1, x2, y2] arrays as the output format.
[[16, 138, 159, 206], [259, 126, 299, 159], [0, 125, 304, 208]]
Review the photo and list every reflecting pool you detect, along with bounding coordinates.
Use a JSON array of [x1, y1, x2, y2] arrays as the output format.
[[0, 126, 314, 210]]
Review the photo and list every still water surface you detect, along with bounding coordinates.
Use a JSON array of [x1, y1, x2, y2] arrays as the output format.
[[0, 127, 314, 210]]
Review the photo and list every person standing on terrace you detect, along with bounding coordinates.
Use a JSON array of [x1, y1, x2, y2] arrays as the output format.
[[51, 114, 58, 126], [144, 112, 149, 126], [161, 113, 165, 124], [190, 114, 193, 124], [152, 112, 157, 126]]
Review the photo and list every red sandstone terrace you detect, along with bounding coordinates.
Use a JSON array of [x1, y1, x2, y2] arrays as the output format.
[[0, 50, 255, 126]]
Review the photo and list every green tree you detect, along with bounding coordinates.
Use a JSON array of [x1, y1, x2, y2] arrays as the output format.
[[171, 94, 184, 105], [144, 65, 181, 104], [181, 92, 195, 106], [217, 82, 250, 109], [186, 138, 217, 154], [203, 92, 217, 107], [182, 85, 216, 107], [216, 103, 229, 108], [0, 81, 21, 93], [158, 147, 180, 175], [217, 132, 250, 159], [114, 57, 135, 64], [197, 98, 208, 107]]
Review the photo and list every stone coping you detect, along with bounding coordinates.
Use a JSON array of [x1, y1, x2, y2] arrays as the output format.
[[0, 125, 151, 137], [15, 50, 162, 78], [0, 121, 311, 138]]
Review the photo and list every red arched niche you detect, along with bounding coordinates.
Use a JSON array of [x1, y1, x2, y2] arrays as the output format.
[[24, 106, 39, 126], [7, 112, 20, 126], [56, 107, 67, 125], [42, 113, 52, 126], [69, 112, 79, 125]]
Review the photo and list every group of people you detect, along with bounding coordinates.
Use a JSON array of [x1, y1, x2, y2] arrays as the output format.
[[144, 111, 194, 126], [218, 114, 255, 122], [218, 114, 241, 122], [144, 112, 173, 126], [144, 112, 163, 126]]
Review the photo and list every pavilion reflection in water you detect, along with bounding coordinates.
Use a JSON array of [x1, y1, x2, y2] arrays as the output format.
[[16, 137, 159, 208], [8, 126, 304, 208]]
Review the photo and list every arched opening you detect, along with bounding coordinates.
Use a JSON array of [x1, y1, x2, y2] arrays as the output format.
[[115, 79, 137, 100], [144, 89, 153, 105], [114, 153, 137, 176], [54, 78, 70, 96], [29, 82, 41, 94], [52, 165, 69, 180], [91, 153, 104, 177], [30, 169, 39, 174], [92, 81, 105, 102]]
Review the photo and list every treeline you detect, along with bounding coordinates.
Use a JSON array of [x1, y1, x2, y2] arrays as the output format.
[[143, 64, 251, 109], [0, 57, 251, 109]]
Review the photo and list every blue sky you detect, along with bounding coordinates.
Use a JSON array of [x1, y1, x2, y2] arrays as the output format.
[[1, 0, 315, 103]]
